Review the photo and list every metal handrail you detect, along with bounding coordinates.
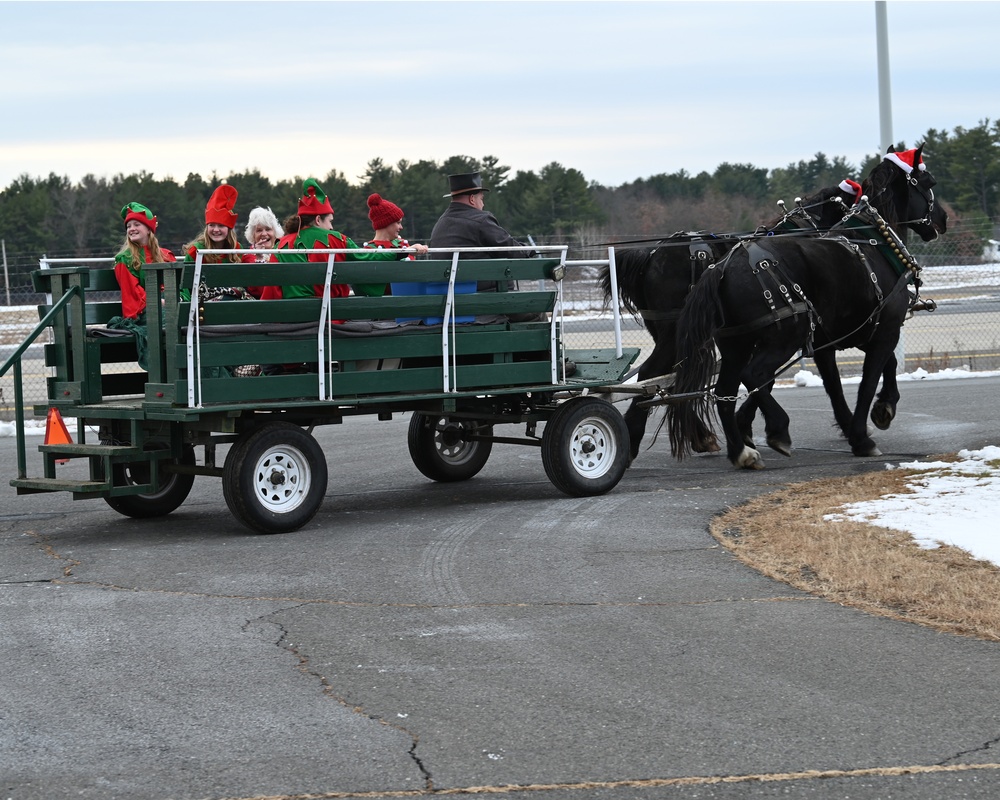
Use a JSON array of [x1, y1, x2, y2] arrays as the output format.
[[1, 284, 83, 479]]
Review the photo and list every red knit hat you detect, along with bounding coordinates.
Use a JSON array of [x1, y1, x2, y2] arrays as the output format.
[[367, 193, 404, 231], [883, 147, 926, 175], [298, 178, 334, 216], [205, 184, 238, 228], [121, 202, 157, 233]]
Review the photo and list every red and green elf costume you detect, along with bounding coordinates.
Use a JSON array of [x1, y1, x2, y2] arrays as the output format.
[[114, 202, 175, 320], [263, 179, 406, 301]]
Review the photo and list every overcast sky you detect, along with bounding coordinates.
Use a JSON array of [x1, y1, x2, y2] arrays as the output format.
[[2, 1, 995, 190]]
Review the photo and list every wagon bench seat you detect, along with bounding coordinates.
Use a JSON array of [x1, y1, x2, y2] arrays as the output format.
[[33, 258, 621, 410]]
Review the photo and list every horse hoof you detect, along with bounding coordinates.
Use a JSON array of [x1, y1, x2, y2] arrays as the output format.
[[853, 443, 882, 457], [693, 435, 721, 454], [871, 403, 895, 431], [735, 447, 765, 470], [766, 437, 793, 457]]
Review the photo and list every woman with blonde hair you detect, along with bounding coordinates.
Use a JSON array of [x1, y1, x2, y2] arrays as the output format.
[[185, 184, 252, 302], [114, 201, 176, 320]]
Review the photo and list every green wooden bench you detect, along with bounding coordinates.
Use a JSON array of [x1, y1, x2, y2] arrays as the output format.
[[152, 258, 566, 407], [33, 265, 152, 404]]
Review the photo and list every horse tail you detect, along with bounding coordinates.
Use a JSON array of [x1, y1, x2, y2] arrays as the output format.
[[668, 263, 725, 459], [599, 247, 651, 321]]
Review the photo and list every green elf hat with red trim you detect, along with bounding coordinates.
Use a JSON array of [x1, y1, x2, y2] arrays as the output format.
[[121, 202, 157, 233], [205, 183, 239, 228], [298, 178, 334, 216]]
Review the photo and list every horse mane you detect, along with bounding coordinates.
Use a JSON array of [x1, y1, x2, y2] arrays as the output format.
[[859, 158, 901, 226], [760, 184, 854, 232], [600, 246, 654, 318]]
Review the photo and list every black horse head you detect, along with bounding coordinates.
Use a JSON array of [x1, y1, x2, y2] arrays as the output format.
[[864, 144, 947, 242]]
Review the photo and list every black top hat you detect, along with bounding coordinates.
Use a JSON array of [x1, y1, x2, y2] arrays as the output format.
[[444, 172, 491, 198]]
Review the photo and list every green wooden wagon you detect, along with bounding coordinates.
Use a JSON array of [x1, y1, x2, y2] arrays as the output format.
[[2, 248, 640, 534]]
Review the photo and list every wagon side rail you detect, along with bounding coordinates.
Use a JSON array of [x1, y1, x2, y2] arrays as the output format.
[[0, 280, 84, 479], [150, 248, 588, 409]]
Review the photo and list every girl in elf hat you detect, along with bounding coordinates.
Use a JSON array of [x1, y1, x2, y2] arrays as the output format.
[[185, 184, 253, 303], [114, 202, 176, 320], [264, 178, 426, 301], [357, 193, 417, 297]]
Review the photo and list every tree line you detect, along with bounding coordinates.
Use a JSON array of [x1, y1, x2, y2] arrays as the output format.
[[1, 119, 996, 280]]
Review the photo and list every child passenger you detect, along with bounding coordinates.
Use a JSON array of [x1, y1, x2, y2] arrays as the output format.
[[185, 184, 253, 302], [114, 202, 176, 320], [263, 178, 427, 301], [357, 193, 416, 297]]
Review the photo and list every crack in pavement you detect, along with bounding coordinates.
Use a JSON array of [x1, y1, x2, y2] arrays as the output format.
[[939, 735, 1000, 765], [247, 606, 434, 792]]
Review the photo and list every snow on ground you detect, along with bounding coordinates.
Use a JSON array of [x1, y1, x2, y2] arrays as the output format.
[[786, 371, 1000, 567], [825, 446, 1000, 568]]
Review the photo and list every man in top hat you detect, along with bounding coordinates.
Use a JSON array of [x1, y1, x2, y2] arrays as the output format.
[[430, 171, 549, 325], [429, 171, 535, 293]]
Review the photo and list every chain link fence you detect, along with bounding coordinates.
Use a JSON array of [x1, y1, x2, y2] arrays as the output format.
[[2, 227, 996, 421]]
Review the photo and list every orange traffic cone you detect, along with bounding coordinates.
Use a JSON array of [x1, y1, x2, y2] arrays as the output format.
[[44, 407, 73, 464]]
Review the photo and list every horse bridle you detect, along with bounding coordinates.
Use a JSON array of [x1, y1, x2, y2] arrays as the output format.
[[866, 170, 937, 228], [907, 172, 937, 226]]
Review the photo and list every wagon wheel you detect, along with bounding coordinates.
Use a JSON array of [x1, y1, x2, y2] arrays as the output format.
[[105, 444, 197, 519], [541, 397, 629, 497], [223, 423, 328, 534], [407, 413, 493, 482]]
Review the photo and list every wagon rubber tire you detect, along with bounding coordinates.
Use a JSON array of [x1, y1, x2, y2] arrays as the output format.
[[223, 423, 328, 534], [541, 396, 629, 497], [104, 444, 196, 519], [407, 413, 493, 483]]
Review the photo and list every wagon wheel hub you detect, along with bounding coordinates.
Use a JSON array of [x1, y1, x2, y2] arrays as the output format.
[[267, 469, 287, 487]]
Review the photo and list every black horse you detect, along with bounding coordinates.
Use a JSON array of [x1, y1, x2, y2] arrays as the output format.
[[601, 182, 860, 461], [667, 146, 947, 469]]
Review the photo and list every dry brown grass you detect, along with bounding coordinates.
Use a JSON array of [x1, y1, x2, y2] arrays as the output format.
[[712, 467, 1000, 641]]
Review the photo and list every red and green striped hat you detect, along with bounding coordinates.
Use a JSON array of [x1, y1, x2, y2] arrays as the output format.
[[121, 202, 157, 233]]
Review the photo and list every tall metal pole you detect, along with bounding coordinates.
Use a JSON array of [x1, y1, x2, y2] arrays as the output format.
[[876, 1, 905, 374], [875, 1, 893, 156]]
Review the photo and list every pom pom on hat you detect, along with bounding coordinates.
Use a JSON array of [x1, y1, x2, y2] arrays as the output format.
[[367, 193, 404, 231], [205, 184, 239, 228], [298, 178, 334, 216], [838, 178, 863, 204], [883, 147, 926, 175], [121, 202, 157, 233]]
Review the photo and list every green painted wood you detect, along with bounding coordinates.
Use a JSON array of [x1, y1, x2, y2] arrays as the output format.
[[188, 291, 555, 326], [191, 258, 561, 290], [12, 477, 111, 494], [181, 326, 553, 368]]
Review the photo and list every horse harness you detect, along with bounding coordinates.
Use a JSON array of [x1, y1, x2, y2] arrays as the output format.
[[711, 198, 922, 356], [635, 235, 719, 322], [710, 241, 819, 354], [633, 195, 853, 325]]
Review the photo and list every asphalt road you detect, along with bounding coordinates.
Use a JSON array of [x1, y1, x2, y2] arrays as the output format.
[[3, 377, 1000, 800]]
